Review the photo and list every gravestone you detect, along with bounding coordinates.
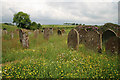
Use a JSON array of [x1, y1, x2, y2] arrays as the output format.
[[34, 30, 39, 38], [19, 29, 23, 43], [102, 29, 116, 43], [76, 28, 87, 44], [49, 28, 53, 35], [19, 29, 29, 48], [11, 31, 14, 39], [2, 30, 7, 35], [84, 30, 101, 51], [67, 29, 79, 50], [44, 28, 50, 40], [105, 36, 120, 54], [57, 29, 62, 35], [62, 29, 65, 34], [118, 29, 120, 37]]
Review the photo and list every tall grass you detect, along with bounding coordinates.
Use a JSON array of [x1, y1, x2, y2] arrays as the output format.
[[2, 25, 120, 79]]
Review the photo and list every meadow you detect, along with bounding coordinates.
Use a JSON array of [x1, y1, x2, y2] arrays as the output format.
[[1, 24, 120, 79]]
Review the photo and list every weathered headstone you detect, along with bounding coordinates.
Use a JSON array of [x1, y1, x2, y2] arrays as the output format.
[[62, 29, 65, 34], [105, 36, 120, 54], [11, 31, 14, 39], [57, 29, 62, 35], [76, 28, 87, 44], [34, 30, 39, 38], [67, 29, 79, 50], [84, 30, 101, 51], [2, 30, 7, 35], [49, 28, 53, 35], [102, 29, 116, 43], [19, 29, 29, 48], [19, 29, 23, 43], [25, 34, 29, 48], [44, 28, 50, 40]]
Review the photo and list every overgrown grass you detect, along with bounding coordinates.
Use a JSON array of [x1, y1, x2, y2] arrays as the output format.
[[2, 25, 120, 79]]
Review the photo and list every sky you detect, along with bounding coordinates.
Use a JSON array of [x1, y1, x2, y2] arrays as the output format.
[[0, 0, 120, 25]]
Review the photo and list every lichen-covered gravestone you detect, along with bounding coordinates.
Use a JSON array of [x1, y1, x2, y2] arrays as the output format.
[[76, 28, 87, 44], [19, 29, 29, 48], [67, 29, 79, 50], [44, 28, 50, 40], [84, 30, 101, 51], [105, 36, 120, 54]]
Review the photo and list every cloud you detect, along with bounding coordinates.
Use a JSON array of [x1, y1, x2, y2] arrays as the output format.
[[1, 0, 119, 25]]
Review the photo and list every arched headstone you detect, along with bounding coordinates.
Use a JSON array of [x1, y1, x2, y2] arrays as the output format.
[[44, 28, 50, 40], [76, 28, 87, 44], [105, 36, 120, 54], [84, 30, 101, 51], [102, 29, 116, 43], [67, 29, 79, 50]]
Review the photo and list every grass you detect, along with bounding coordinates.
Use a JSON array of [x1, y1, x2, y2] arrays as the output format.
[[1, 24, 120, 79]]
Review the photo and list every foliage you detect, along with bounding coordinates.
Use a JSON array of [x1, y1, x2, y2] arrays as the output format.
[[30, 22, 38, 30], [37, 23, 42, 29], [13, 11, 31, 29], [2, 25, 120, 78]]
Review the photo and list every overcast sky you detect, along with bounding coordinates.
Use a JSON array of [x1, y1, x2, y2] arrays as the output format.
[[1, 0, 120, 25]]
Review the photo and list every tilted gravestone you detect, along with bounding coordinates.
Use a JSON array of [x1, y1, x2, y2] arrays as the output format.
[[44, 28, 50, 40], [105, 36, 120, 54], [67, 29, 79, 50], [57, 29, 62, 35], [84, 30, 101, 51], [19, 29, 29, 48], [76, 28, 87, 44]]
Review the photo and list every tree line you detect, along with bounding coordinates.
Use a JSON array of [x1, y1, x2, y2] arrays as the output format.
[[13, 11, 42, 30]]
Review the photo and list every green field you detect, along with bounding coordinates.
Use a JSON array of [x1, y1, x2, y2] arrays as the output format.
[[1, 24, 120, 79]]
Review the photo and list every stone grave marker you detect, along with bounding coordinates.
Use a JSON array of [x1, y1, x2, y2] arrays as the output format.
[[105, 36, 120, 54], [19, 29, 29, 48], [102, 29, 116, 43], [57, 29, 62, 35], [49, 28, 53, 35], [44, 28, 50, 40], [67, 29, 79, 50], [19, 29, 23, 43], [34, 30, 39, 38], [11, 31, 14, 39], [76, 28, 87, 44], [84, 30, 101, 51], [62, 29, 65, 34]]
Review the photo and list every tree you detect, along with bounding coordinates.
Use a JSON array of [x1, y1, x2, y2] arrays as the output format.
[[13, 11, 31, 28], [30, 22, 38, 30], [37, 23, 42, 29]]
